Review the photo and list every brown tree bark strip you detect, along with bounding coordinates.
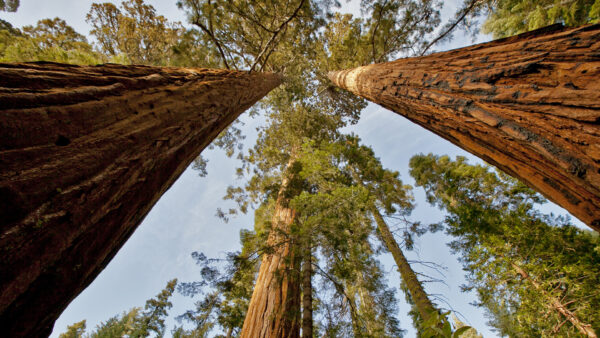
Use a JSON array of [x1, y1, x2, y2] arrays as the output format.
[[241, 158, 301, 338], [301, 242, 313, 338], [329, 24, 600, 230], [0, 62, 281, 337], [370, 206, 440, 324], [511, 262, 597, 337]]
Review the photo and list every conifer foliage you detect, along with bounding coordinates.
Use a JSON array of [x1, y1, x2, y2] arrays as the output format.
[[410, 154, 600, 336]]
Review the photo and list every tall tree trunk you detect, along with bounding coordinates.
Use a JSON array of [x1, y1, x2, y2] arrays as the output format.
[[370, 207, 440, 324], [241, 158, 301, 338], [301, 241, 313, 338], [346, 284, 362, 338], [0, 62, 281, 337], [511, 262, 597, 337], [329, 23, 600, 230]]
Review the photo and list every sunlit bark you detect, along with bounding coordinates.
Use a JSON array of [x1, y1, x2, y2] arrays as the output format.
[[330, 24, 600, 230]]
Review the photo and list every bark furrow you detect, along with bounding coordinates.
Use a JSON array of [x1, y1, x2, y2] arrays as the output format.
[[241, 158, 301, 338], [329, 24, 600, 230], [0, 62, 281, 337]]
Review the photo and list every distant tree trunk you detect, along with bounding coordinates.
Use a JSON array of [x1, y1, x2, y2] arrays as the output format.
[[301, 241, 313, 338], [0, 62, 281, 338], [346, 286, 362, 337], [241, 158, 301, 338], [511, 262, 597, 337], [329, 23, 600, 230], [370, 207, 440, 324]]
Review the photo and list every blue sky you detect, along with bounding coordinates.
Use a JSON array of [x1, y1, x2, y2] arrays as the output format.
[[1, 1, 588, 337]]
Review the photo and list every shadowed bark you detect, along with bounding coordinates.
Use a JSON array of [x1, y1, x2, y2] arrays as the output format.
[[0, 62, 281, 337], [329, 24, 600, 230], [301, 242, 312, 338]]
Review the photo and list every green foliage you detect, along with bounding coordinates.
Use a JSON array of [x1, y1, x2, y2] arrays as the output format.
[[86, 0, 192, 65], [175, 233, 260, 337], [59, 280, 177, 338], [452, 314, 483, 338], [59, 320, 86, 338], [485, 0, 600, 38], [409, 154, 600, 336], [135, 279, 178, 337], [0, 18, 104, 64], [451, 0, 600, 40], [407, 309, 474, 338], [92, 308, 142, 338], [0, 0, 18, 12]]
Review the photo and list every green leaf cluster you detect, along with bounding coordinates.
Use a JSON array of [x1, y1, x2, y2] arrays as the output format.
[[0, 18, 104, 64], [483, 0, 600, 38], [450, 0, 600, 40], [59, 279, 177, 338], [0, 0, 18, 12]]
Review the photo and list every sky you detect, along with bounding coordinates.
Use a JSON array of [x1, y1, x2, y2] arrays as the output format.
[[1, 1, 589, 337]]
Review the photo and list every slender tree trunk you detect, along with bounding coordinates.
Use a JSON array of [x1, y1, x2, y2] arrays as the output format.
[[511, 262, 597, 337], [346, 285, 362, 337], [0, 62, 281, 337], [355, 272, 377, 335], [370, 206, 440, 324], [241, 158, 301, 338], [329, 23, 600, 230], [301, 241, 313, 338]]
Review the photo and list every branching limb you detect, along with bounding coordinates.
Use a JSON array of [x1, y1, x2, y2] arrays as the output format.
[[250, 0, 306, 72], [420, 0, 483, 56]]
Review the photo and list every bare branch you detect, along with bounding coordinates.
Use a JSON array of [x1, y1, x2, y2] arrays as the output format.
[[420, 0, 483, 56], [191, 0, 230, 69], [249, 0, 306, 72]]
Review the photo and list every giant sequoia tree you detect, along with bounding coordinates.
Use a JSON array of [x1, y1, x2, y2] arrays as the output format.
[[0, 63, 280, 337], [172, 0, 442, 336], [329, 24, 600, 229]]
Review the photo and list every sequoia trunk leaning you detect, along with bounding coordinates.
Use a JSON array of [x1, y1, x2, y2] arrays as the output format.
[[329, 24, 600, 230], [0, 62, 281, 337]]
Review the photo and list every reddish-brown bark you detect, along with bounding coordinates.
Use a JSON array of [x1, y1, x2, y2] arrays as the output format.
[[0, 62, 281, 337], [329, 24, 600, 230], [241, 159, 301, 338], [301, 242, 313, 338]]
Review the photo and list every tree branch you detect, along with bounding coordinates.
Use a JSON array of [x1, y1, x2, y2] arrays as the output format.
[[191, 0, 230, 69], [249, 0, 306, 72], [420, 0, 483, 56]]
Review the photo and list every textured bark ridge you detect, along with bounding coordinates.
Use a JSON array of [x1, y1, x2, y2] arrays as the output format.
[[0, 62, 281, 337], [241, 161, 301, 338], [329, 24, 600, 230], [301, 244, 313, 338], [240, 204, 300, 338]]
